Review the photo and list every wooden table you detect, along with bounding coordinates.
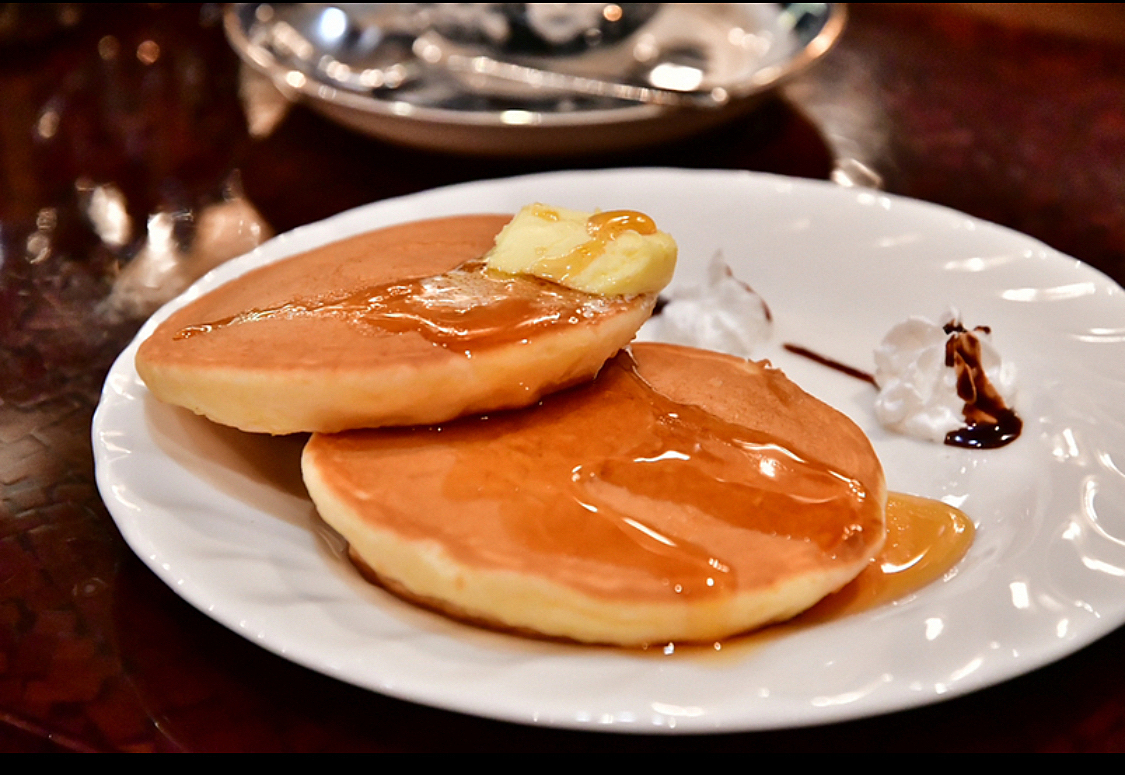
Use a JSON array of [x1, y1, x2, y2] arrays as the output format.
[[2, 4, 1124, 751]]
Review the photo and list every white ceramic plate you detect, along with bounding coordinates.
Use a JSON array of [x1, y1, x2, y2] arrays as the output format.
[[93, 169, 1125, 732]]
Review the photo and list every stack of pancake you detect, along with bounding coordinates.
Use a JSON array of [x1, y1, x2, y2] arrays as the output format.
[[135, 210, 887, 646]]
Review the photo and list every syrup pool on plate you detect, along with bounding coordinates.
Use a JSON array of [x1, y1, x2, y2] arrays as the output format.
[[657, 493, 975, 656]]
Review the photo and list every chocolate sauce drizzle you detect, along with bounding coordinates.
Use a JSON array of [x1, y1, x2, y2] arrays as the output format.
[[940, 321, 1022, 449], [170, 259, 633, 354], [783, 344, 877, 385], [785, 320, 1023, 450]]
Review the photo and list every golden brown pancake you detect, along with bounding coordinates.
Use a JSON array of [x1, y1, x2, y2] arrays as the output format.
[[135, 215, 655, 434], [302, 343, 888, 646]]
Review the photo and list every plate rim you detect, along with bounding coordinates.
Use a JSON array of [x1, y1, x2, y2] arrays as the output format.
[[94, 167, 1125, 733]]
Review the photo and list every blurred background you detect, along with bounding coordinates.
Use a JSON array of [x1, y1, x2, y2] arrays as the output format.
[[1, 3, 1124, 751]]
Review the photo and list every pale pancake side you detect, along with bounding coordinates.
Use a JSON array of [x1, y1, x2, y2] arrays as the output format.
[[302, 343, 888, 646], [135, 215, 653, 434]]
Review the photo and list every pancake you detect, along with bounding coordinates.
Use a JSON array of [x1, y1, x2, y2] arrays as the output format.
[[302, 343, 888, 646], [135, 214, 656, 434]]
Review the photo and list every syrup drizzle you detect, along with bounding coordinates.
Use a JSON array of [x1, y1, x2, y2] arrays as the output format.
[[172, 259, 634, 354], [566, 354, 878, 583], [172, 208, 659, 352], [798, 492, 973, 621], [656, 492, 975, 654], [328, 347, 885, 603]]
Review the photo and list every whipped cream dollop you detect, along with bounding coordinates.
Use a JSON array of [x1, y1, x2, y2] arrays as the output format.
[[874, 309, 1018, 445], [639, 252, 772, 357]]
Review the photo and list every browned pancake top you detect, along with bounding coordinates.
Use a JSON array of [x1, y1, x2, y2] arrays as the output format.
[[304, 343, 887, 603], [138, 214, 643, 373]]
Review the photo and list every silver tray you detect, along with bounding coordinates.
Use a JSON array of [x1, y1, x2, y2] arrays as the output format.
[[224, 3, 845, 155]]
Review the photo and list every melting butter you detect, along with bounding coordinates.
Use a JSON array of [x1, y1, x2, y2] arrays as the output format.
[[484, 203, 677, 296]]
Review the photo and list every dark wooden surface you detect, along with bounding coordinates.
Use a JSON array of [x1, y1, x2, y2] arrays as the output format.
[[2, 3, 1124, 751]]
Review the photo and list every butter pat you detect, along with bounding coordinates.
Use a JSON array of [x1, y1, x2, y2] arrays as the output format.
[[485, 203, 677, 296]]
